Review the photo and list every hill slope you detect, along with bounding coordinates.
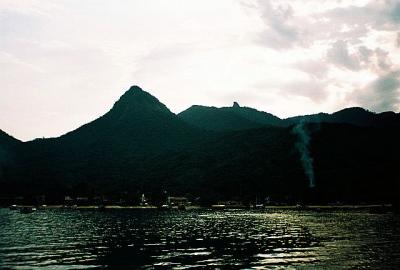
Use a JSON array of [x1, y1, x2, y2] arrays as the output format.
[[179, 103, 284, 131], [3, 86, 203, 195], [60, 85, 200, 150], [0, 130, 20, 147], [180, 104, 400, 132], [284, 107, 400, 127], [0, 86, 399, 205]]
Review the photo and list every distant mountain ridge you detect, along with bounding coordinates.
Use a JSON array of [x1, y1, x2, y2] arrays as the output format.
[[0, 85, 399, 206], [1, 88, 399, 141], [178, 102, 284, 131], [179, 104, 400, 131], [284, 107, 400, 128], [8, 86, 203, 195]]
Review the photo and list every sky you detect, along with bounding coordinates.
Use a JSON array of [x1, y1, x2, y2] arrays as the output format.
[[1, 0, 399, 141]]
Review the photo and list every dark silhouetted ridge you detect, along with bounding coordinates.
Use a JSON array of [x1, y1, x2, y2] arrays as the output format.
[[1, 85, 400, 206], [179, 104, 284, 131], [110, 85, 173, 118], [284, 107, 400, 127], [56, 85, 200, 153], [0, 130, 20, 146]]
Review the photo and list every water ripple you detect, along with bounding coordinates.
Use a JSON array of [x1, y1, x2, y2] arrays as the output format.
[[0, 209, 399, 269]]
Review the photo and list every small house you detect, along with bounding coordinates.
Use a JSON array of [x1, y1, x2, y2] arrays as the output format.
[[167, 196, 189, 207]]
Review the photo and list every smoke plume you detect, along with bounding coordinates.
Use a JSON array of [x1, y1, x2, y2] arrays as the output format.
[[292, 122, 315, 188]]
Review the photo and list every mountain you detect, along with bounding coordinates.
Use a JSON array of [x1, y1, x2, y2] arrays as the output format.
[[0, 129, 20, 160], [58, 85, 200, 151], [4, 86, 204, 196], [0, 86, 399, 206], [179, 102, 284, 131], [0, 129, 20, 147], [284, 107, 400, 127], [0, 130, 20, 182], [179, 104, 400, 132]]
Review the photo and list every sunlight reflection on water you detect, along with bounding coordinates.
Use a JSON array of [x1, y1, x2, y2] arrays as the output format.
[[0, 209, 399, 269]]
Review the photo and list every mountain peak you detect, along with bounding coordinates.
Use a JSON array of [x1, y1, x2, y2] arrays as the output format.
[[127, 85, 145, 92], [109, 85, 173, 119], [120, 85, 149, 100], [117, 85, 157, 104], [335, 107, 371, 114]]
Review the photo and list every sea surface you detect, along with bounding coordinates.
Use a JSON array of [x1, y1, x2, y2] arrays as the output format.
[[0, 208, 399, 269]]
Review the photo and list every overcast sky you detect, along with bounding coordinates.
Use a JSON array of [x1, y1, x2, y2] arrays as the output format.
[[1, 0, 399, 141]]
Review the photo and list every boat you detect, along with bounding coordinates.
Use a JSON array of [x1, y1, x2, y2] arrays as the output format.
[[295, 204, 310, 210], [212, 201, 247, 209], [255, 204, 264, 209], [211, 204, 226, 209], [62, 204, 78, 210], [159, 204, 170, 210]]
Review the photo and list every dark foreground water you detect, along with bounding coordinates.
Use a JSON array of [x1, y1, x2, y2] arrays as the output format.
[[0, 209, 400, 269]]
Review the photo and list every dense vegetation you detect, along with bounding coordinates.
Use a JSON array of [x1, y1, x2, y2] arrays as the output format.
[[0, 86, 399, 205]]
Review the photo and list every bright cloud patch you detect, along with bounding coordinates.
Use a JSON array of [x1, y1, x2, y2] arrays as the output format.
[[0, 0, 399, 141]]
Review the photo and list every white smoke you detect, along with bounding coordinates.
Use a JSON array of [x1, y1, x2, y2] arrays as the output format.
[[292, 122, 315, 188]]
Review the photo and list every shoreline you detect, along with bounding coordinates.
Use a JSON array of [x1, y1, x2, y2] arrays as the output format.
[[3, 204, 393, 210]]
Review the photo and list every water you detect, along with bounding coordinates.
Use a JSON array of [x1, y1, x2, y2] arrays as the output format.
[[0, 208, 400, 269]]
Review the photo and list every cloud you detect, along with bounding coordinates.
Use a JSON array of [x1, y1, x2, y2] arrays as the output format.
[[323, 0, 400, 37], [397, 33, 400, 47], [281, 79, 328, 102], [254, 0, 303, 49], [294, 60, 329, 79], [327, 40, 361, 71], [353, 70, 400, 112], [238, 1, 400, 113], [324, 40, 399, 111], [0, 51, 45, 73], [249, 0, 400, 49], [326, 41, 394, 73], [374, 48, 393, 72], [358, 46, 373, 63], [1, 0, 400, 140]]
